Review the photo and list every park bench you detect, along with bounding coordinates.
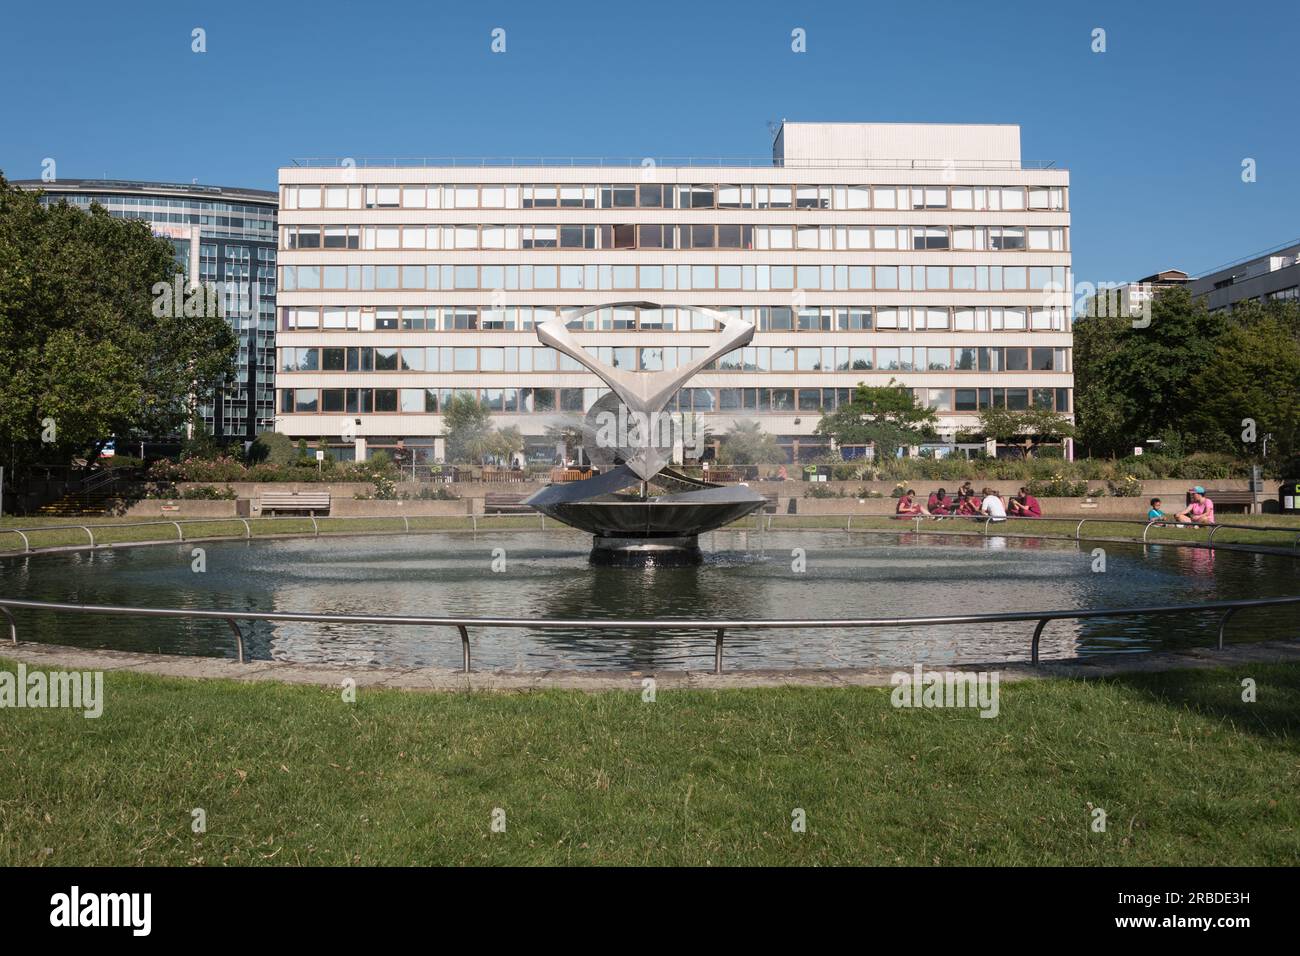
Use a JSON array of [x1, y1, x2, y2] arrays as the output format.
[[260, 492, 331, 516], [481, 469, 528, 483], [1186, 489, 1254, 515], [484, 492, 533, 514]]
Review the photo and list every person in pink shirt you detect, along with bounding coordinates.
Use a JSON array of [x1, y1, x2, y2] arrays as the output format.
[[1008, 487, 1042, 518], [1175, 487, 1215, 525]]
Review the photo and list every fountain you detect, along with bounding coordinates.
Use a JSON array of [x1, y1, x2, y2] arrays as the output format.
[[524, 303, 768, 565]]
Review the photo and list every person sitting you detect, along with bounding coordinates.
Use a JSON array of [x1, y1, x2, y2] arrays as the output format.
[[1175, 487, 1215, 525], [1008, 486, 1042, 518], [895, 489, 929, 517], [957, 491, 982, 516], [1147, 497, 1166, 522], [979, 487, 1007, 522], [927, 487, 953, 516]]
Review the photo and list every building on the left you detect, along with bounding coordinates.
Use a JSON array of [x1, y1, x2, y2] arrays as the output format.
[[14, 178, 279, 443]]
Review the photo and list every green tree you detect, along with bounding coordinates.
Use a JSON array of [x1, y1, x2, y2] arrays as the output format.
[[1072, 287, 1228, 456], [1189, 310, 1300, 465], [0, 174, 236, 476], [443, 392, 518, 465], [814, 378, 938, 460], [716, 419, 787, 465], [974, 406, 1075, 458], [248, 431, 296, 466]]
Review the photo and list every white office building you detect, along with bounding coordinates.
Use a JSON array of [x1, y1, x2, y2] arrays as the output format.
[[275, 121, 1072, 463]]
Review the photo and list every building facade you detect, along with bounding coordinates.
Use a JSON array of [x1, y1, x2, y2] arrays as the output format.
[[1190, 242, 1300, 311], [16, 179, 279, 443], [275, 122, 1072, 463]]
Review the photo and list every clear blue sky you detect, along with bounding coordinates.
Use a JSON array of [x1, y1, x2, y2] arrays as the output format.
[[2, 0, 1297, 282]]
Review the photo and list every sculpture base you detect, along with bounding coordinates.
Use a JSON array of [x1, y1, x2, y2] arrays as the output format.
[[590, 535, 701, 567]]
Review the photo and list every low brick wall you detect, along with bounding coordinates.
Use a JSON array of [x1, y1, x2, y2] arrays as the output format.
[[329, 498, 470, 517], [792, 496, 1173, 518], [123, 499, 239, 519]]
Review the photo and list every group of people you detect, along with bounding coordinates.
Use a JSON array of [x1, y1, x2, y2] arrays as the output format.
[[1148, 487, 1216, 525], [895, 482, 1041, 522]]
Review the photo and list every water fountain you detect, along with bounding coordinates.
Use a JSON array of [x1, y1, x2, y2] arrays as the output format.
[[524, 303, 768, 565]]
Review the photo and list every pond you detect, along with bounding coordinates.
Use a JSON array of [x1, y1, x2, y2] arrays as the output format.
[[2, 529, 1296, 670]]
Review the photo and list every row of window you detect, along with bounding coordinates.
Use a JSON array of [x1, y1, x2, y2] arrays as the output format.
[[282, 223, 1067, 253], [281, 385, 1072, 416], [280, 344, 1069, 375], [280, 304, 1070, 333], [283, 183, 1067, 212], [280, 263, 1072, 294]]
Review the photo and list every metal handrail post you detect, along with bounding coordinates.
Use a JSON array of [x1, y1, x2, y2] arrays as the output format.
[[225, 619, 245, 663], [173, 522, 184, 542], [1, 605, 16, 644], [241, 518, 251, 539], [1030, 617, 1051, 664], [80, 526, 95, 548], [1217, 607, 1239, 651], [458, 625, 471, 673], [714, 628, 725, 674]]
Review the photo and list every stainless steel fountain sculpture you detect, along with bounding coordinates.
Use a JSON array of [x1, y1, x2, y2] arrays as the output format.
[[524, 302, 768, 564]]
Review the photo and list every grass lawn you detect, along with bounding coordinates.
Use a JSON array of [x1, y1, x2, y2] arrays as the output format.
[[1, 659, 1297, 866], [3, 512, 1300, 553]]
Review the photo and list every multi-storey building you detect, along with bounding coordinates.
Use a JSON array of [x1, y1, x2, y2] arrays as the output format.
[[1190, 241, 1300, 311], [16, 178, 279, 443], [275, 122, 1071, 463]]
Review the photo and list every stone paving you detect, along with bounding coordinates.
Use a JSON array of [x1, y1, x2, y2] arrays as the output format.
[[3, 636, 1298, 694]]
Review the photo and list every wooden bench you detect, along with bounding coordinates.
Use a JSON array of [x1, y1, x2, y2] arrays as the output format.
[[1186, 490, 1254, 515], [484, 492, 533, 514], [260, 492, 331, 516]]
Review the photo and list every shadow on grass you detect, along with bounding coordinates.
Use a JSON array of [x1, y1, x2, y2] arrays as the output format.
[[1084, 662, 1300, 747]]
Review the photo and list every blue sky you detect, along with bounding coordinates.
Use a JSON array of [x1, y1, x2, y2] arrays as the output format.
[[1, 0, 1296, 282]]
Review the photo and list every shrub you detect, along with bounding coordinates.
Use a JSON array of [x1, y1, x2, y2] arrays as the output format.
[[803, 485, 845, 498], [248, 432, 297, 466], [1026, 477, 1092, 498], [178, 485, 237, 500]]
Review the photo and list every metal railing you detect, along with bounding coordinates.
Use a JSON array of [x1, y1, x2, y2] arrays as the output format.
[[288, 156, 1061, 171], [766, 512, 1300, 550], [1, 593, 1297, 674], [3, 512, 1299, 555], [0, 512, 559, 553]]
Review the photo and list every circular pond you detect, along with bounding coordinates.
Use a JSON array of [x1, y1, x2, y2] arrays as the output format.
[[2, 529, 1297, 670]]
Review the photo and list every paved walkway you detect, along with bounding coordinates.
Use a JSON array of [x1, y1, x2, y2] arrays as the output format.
[[3, 637, 1298, 693]]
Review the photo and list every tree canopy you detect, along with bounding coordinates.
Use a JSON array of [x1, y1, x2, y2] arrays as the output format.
[[715, 419, 787, 465], [442, 392, 523, 465], [0, 173, 236, 473], [1073, 286, 1300, 466], [814, 379, 938, 459]]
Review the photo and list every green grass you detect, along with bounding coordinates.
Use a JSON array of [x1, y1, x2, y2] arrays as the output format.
[[1, 659, 1297, 865], [3, 511, 1299, 554]]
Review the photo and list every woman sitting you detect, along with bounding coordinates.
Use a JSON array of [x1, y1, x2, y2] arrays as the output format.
[[895, 489, 929, 517]]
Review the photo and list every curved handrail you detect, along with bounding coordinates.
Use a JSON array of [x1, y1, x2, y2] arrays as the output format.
[[2, 593, 1298, 675]]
